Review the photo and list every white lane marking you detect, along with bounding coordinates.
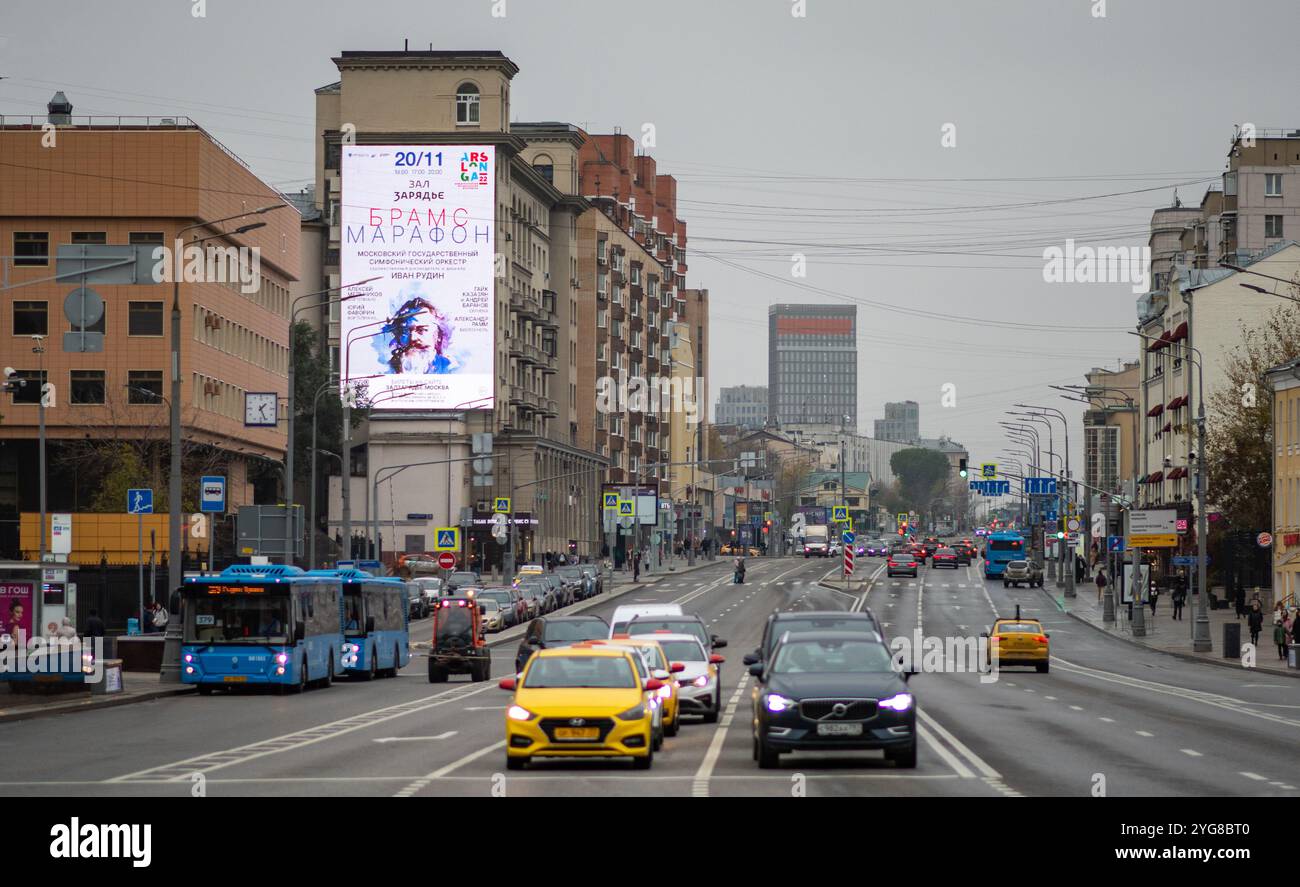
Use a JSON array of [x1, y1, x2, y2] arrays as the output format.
[[1097, 717, 1114, 723], [1240, 771, 1268, 781], [109, 681, 498, 783], [464, 706, 507, 711], [914, 708, 1002, 781], [917, 722, 974, 778], [692, 675, 750, 797], [1136, 730, 1154, 737], [395, 740, 506, 797], [1069, 705, 1083, 711], [1181, 748, 1203, 757], [374, 732, 457, 743], [1044, 695, 1057, 701]]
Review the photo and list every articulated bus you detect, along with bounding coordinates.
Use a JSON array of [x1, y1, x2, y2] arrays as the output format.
[[181, 564, 344, 693], [308, 569, 411, 680], [983, 530, 1028, 579]]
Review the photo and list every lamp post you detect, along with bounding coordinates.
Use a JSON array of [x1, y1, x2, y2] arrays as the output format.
[[308, 378, 338, 569], [167, 206, 285, 610], [1009, 413, 1063, 588], [1016, 404, 1076, 599]]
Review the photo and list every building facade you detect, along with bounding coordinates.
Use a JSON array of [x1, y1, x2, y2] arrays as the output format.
[[1, 99, 298, 564], [716, 385, 767, 429], [874, 400, 920, 444], [1266, 357, 1300, 605], [1083, 361, 1140, 497], [768, 304, 857, 431]]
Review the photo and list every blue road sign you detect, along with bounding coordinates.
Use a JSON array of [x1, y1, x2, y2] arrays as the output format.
[[200, 475, 226, 513], [842, 531, 855, 545], [1107, 535, 1125, 553], [1172, 555, 1211, 566], [127, 488, 153, 514], [1024, 477, 1058, 496], [1046, 510, 1058, 522]]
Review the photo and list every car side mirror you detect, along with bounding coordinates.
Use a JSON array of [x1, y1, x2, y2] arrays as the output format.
[[669, 662, 685, 673], [742, 653, 758, 666], [651, 668, 670, 681], [747, 663, 764, 677], [645, 678, 664, 692], [709, 654, 725, 665], [498, 677, 516, 691]]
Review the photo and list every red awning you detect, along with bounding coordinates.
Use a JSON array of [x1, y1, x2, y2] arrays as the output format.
[[1146, 332, 1169, 351], [1168, 467, 1185, 480], [1147, 403, 1164, 417], [1172, 322, 1189, 341], [1160, 423, 1172, 434], [1167, 395, 1187, 410], [1147, 471, 1165, 484]]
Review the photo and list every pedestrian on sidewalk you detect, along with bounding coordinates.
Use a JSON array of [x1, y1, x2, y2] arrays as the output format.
[[1148, 583, 1159, 616], [1235, 584, 1247, 619], [150, 601, 169, 633], [85, 609, 105, 639], [632, 552, 640, 583], [1171, 582, 1186, 620], [1095, 567, 1107, 603], [1247, 600, 1264, 648], [1274, 618, 1289, 660]]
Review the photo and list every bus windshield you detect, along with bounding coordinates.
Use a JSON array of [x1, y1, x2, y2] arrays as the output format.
[[187, 592, 291, 644]]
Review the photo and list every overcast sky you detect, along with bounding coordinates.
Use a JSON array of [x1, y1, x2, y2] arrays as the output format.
[[3, 0, 1297, 475]]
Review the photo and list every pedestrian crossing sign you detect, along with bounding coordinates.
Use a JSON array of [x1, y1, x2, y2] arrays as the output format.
[[618, 499, 634, 516], [603, 492, 620, 510], [434, 527, 460, 551], [493, 497, 511, 514], [897, 512, 907, 526], [832, 506, 848, 522]]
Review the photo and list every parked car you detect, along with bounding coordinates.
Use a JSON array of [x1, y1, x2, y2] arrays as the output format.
[[406, 580, 431, 619], [446, 571, 482, 594], [539, 572, 571, 609], [476, 586, 526, 628], [515, 579, 553, 617], [577, 563, 604, 596], [554, 565, 592, 600]]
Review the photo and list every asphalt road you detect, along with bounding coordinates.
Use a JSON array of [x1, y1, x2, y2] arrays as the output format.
[[1, 554, 1296, 797]]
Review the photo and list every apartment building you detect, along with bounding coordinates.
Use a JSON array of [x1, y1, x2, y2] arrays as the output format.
[[1083, 361, 1140, 497], [1266, 357, 1300, 605], [312, 50, 602, 566], [874, 400, 920, 444], [0, 98, 299, 563]]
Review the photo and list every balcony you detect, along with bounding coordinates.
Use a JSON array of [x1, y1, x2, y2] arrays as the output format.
[[510, 290, 543, 321]]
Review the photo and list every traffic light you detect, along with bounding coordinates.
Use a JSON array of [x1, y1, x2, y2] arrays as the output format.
[[959, 458, 968, 479], [2, 367, 26, 396], [762, 520, 772, 534]]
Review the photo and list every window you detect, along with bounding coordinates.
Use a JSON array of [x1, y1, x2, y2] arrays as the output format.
[[7, 370, 44, 405], [70, 370, 105, 405], [14, 232, 49, 267], [1265, 173, 1283, 197], [127, 371, 163, 404], [71, 232, 107, 244], [1266, 215, 1284, 238], [456, 83, 480, 124], [128, 232, 164, 246], [13, 301, 48, 336], [129, 301, 164, 336]]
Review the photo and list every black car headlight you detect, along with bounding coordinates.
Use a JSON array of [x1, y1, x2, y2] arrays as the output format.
[[616, 703, 647, 721]]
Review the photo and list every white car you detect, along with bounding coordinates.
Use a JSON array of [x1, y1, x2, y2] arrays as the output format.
[[599, 641, 668, 750], [652, 632, 722, 724], [610, 603, 683, 635]]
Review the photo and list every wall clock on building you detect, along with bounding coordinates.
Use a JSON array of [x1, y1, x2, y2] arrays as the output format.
[[244, 392, 279, 427]]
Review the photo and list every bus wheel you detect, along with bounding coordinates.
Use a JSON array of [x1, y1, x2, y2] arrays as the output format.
[[362, 650, 376, 681], [296, 658, 309, 693], [388, 646, 401, 677], [324, 655, 335, 688]]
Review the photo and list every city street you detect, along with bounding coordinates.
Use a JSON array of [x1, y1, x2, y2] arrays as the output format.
[[4, 554, 1295, 798]]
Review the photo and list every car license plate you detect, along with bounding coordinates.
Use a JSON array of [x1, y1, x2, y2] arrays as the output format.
[[223, 675, 247, 683], [554, 727, 599, 740], [817, 722, 863, 736]]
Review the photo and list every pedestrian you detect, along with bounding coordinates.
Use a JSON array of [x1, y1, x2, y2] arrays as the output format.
[[632, 552, 640, 582], [1235, 584, 1247, 619], [150, 601, 169, 632], [1095, 567, 1107, 603], [1247, 600, 1264, 648], [85, 608, 106, 639], [1171, 582, 1186, 620], [1275, 617, 1289, 660], [1148, 583, 1159, 616]]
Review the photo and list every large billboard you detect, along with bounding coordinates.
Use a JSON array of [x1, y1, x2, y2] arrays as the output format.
[[341, 145, 496, 410]]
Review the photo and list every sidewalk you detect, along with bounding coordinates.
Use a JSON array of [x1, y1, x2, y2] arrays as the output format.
[[0, 670, 194, 724], [605, 553, 724, 589], [1054, 582, 1300, 679]]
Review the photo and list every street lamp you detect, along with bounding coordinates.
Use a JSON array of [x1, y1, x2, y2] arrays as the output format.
[[1016, 404, 1076, 599], [167, 205, 287, 626]]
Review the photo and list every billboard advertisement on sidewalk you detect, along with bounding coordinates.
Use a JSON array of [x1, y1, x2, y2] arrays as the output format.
[[341, 145, 496, 411], [1, 582, 34, 643]]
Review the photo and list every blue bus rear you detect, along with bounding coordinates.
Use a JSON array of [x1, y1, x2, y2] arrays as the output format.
[[181, 565, 343, 692], [983, 532, 1027, 578], [309, 570, 411, 679]]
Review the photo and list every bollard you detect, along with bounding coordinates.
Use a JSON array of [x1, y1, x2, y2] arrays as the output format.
[[1222, 622, 1241, 659]]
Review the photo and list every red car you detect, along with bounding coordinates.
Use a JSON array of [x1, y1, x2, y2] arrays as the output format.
[[931, 548, 960, 569]]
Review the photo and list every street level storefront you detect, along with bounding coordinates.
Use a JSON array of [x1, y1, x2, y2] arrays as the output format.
[[1268, 358, 1300, 608]]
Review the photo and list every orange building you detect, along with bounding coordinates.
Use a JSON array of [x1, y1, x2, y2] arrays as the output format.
[[0, 95, 299, 564]]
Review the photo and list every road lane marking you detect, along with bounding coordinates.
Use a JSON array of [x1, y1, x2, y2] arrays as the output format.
[[1241, 771, 1268, 781], [914, 708, 1001, 781], [691, 675, 749, 797], [374, 732, 457, 743], [1136, 730, 1154, 737], [395, 740, 506, 797], [1181, 749, 1203, 757]]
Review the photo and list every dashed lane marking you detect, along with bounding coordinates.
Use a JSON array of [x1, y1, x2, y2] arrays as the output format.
[[691, 675, 750, 797]]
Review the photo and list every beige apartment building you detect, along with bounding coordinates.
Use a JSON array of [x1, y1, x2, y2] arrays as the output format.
[[1266, 358, 1300, 606], [0, 100, 298, 563], [312, 50, 603, 566], [1083, 360, 1140, 496]]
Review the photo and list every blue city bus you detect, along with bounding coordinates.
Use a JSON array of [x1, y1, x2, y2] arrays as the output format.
[[308, 569, 411, 680], [181, 564, 343, 694], [983, 530, 1028, 578]]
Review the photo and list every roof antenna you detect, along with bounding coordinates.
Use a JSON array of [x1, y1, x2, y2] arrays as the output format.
[[404, 38, 408, 51]]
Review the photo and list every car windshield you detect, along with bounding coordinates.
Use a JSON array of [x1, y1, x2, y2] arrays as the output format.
[[556, 567, 583, 579], [434, 605, 474, 642], [543, 620, 609, 643], [768, 618, 875, 654], [187, 592, 291, 644], [448, 572, 479, 585], [1007, 561, 1029, 569], [772, 639, 894, 674], [658, 639, 706, 663], [522, 655, 637, 689], [627, 620, 708, 647], [479, 590, 513, 606]]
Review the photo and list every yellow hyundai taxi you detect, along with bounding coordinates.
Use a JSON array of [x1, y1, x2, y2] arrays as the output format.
[[602, 634, 684, 738], [983, 613, 1051, 673], [499, 644, 663, 770], [511, 564, 546, 587]]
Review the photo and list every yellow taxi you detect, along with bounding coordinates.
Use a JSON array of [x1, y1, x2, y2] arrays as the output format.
[[601, 634, 684, 737], [511, 564, 546, 587], [983, 611, 1051, 673], [498, 644, 663, 770]]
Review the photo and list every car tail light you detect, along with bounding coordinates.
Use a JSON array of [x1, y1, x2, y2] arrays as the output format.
[[1035, 635, 1048, 644]]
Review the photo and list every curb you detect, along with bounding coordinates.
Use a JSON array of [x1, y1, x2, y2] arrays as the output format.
[[1058, 603, 1300, 680], [0, 683, 195, 724]]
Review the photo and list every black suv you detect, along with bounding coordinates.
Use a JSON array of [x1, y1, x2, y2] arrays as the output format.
[[514, 615, 611, 673], [744, 609, 884, 667]]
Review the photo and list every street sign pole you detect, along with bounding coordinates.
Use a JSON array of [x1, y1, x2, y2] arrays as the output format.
[[138, 510, 143, 631]]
